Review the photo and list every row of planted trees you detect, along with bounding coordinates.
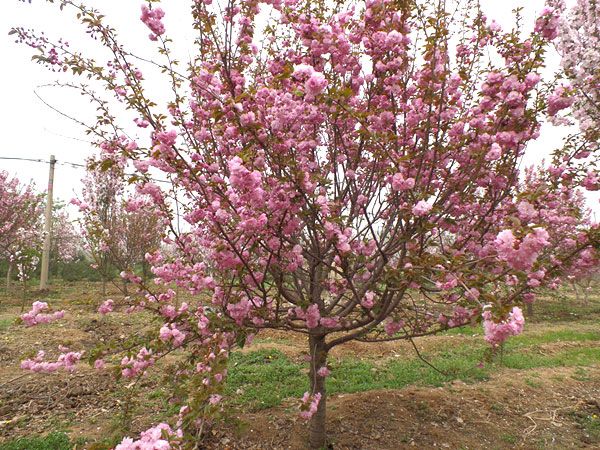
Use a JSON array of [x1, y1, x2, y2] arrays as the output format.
[[0, 170, 45, 301], [0, 164, 163, 299], [9, 0, 600, 448], [72, 161, 165, 295]]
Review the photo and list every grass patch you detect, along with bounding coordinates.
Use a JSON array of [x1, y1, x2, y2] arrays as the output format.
[[226, 332, 600, 411], [0, 317, 13, 332], [569, 410, 600, 445], [501, 347, 600, 370], [0, 433, 71, 450], [225, 349, 307, 409], [507, 330, 600, 347]]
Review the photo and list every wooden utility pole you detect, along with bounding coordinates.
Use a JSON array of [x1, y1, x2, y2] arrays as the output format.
[[39, 155, 56, 290]]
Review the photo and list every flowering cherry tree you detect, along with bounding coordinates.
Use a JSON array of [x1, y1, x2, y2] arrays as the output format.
[[72, 160, 164, 295], [50, 204, 82, 266], [71, 163, 123, 295], [516, 165, 598, 315], [12, 0, 600, 447], [0, 171, 43, 293], [544, 0, 600, 192]]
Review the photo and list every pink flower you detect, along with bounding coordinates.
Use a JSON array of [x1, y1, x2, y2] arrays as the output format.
[[299, 392, 322, 420], [391, 173, 415, 191], [21, 349, 82, 373], [115, 423, 179, 450], [121, 347, 155, 378], [482, 307, 525, 347], [140, 5, 166, 41], [361, 291, 375, 309], [134, 117, 150, 128], [317, 366, 331, 377], [305, 304, 321, 329], [21, 301, 65, 327], [133, 160, 150, 173], [485, 143, 502, 161], [98, 299, 114, 315], [534, 7, 560, 40], [412, 200, 432, 217], [305, 72, 327, 96], [209, 394, 223, 405], [94, 359, 106, 370], [227, 298, 251, 325], [547, 86, 574, 116], [384, 320, 404, 336], [495, 228, 549, 271]]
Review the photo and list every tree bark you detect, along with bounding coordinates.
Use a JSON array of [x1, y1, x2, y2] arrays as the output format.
[[571, 282, 580, 302], [101, 278, 107, 296], [6, 262, 12, 291], [583, 281, 590, 305], [526, 302, 534, 318], [20, 281, 27, 313], [308, 334, 328, 450]]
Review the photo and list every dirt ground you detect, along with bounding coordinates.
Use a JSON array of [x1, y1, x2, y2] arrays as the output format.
[[0, 282, 599, 449], [211, 366, 600, 449]]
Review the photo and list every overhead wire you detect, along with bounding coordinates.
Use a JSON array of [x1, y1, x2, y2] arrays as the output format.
[[0, 156, 171, 184]]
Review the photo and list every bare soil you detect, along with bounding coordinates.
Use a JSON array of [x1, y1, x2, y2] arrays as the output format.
[[0, 283, 599, 449], [210, 366, 600, 449]]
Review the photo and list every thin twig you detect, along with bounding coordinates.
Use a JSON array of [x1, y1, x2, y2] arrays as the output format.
[[0, 373, 31, 388], [408, 336, 447, 376]]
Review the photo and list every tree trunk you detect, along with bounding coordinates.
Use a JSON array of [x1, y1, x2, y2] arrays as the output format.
[[122, 280, 128, 296], [101, 278, 107, 296], [571, 282, 580, 302], [583, 280, 590, 305], [308, 334, 328, 450], [6, 262, 12, 291], [526, 302, 534, 318], [20, 280, 28, 313]]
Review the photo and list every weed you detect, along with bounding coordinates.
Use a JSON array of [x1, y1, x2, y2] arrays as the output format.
[[0, 317, 13, 332], [572, 367, 591, 382], [0, 433, 71, 450], [500, 433, 518, 444]]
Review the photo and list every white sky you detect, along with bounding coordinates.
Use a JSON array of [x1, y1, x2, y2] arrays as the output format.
[[2, 0, 596, 215]]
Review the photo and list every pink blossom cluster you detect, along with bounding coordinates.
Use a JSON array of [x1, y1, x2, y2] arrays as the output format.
[[159, 323, 186, 347], [384, 320, 405, 336], [140, 5, 166, 41], [361, 291, 375, 309], [121, 347, 155, 378], [534, 6, 561, 40], [495, 228, 550, 271], [21, 349, 82, 373], [482, 307, 525, 347], [226, 298, 252, 325], [98, 299, 114, 315], [293, 63, 328, 99], [227, 156, 264, 207], [299, 392, 322, 420], [547, 85, 574, 117], [293, 304, 321, 329], [317, 366, 331, 377], [412, 200, 432, 217], [21, 301, 65, 327], [390, 172, 415, 191], [115, 423, 181, 450]]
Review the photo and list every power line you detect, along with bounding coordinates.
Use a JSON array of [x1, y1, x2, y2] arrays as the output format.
[[0, 156, 172, 184], [0, 156, 85, 168]]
